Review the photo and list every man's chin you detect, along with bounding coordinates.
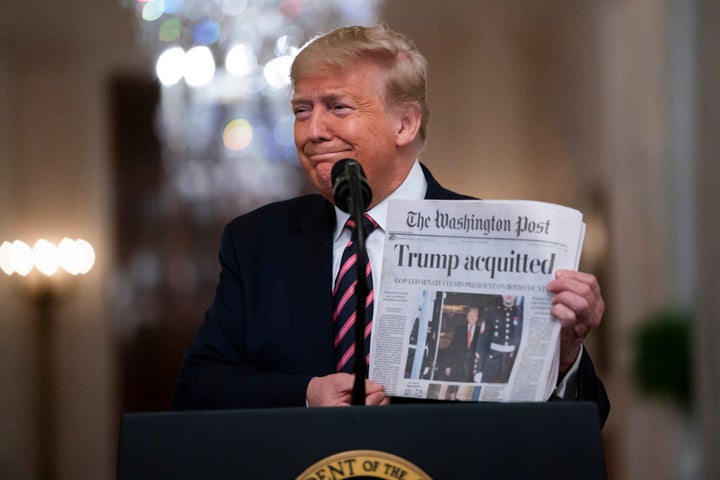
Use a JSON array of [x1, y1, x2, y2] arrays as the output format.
[[315, 163, 334, 190], [303, 159, 346, 202]]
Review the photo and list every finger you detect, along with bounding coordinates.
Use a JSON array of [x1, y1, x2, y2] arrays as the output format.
[[555, 269, 596, 282], [320, 374, 355, 406], [551, 303, 591, 340], [550, 302, 577, 328], [330, 374, 356, 396], [548, 271, 601, 299], [365, 379, 385, 394], [554, 289, 603, 332], [365, 390, 389, 405], [551, 290, 592, 320]]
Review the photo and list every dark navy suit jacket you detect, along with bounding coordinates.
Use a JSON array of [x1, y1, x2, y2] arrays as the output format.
[[173, 165, 609, 425]]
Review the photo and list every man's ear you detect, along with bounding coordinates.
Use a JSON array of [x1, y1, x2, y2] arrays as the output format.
[[395, 103, 422, 148]]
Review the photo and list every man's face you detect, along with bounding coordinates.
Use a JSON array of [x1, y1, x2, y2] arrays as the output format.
[[291, 62, 408, 206], [466, 308, 479, 326]]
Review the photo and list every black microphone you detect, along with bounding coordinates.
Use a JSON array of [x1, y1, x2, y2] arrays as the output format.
[[331, 159, 373, 405], [331, 159, 372, 213]]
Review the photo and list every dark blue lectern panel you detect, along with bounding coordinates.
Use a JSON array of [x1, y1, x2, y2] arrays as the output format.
[[117, 402, 606, 480]]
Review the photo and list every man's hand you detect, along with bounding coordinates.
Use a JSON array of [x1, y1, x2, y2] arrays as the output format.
[[306, 373, 390, 406], [546, 270, 604, 376]]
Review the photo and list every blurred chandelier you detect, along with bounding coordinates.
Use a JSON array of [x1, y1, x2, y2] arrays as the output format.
[[123, 0, 382, 213]]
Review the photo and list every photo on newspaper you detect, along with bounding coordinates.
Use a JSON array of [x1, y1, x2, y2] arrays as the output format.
[[369, 199, 585, 402]]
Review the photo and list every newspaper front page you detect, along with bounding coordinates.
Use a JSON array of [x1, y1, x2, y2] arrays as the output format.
[[369, 199, 585, 402]]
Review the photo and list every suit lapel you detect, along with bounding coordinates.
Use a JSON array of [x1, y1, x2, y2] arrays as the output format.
[[283, 198, 337, 375], [421, 163, 476, 200]]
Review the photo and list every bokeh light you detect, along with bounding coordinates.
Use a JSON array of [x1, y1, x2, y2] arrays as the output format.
[[184, 46, 216, 87], [225, 44, 257, 77], [223, 119, 253, 151], [263, 55, 293, 89], [156, 46, 186, 86], [273, 34, 298, 57], [193, 20, 221, 45], [142, 0, 166, 21], [0, 241, 13, 275], [74, 239, 96, 274], [33, 239, 60, 276], [163, 0, 183, 14], [221, 0, 249, 16], [158, 18, 182, 42], [9, 240, 33, 276], [0, 238, 95, 276], [58, 238, 96, 275]]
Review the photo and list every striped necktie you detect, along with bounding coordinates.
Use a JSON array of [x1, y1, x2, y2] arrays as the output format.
[[332, 213, 379, 374]]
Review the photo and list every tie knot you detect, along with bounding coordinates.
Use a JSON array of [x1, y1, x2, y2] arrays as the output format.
[[345, 214, 378, 238]]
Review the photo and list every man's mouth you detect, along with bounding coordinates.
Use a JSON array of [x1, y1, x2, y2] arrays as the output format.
[[305, 149, 353, 162]]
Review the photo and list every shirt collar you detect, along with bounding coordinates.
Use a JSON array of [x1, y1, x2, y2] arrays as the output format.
[[333, 160, 427, 241]]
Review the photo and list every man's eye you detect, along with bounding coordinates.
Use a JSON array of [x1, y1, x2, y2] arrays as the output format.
[[294, 107, 311, 118]]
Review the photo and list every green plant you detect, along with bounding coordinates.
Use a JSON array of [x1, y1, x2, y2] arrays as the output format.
[[632, 309, 693, 410]]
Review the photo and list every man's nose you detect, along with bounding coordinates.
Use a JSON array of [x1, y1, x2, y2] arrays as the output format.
[[306, 109, 331, 141]]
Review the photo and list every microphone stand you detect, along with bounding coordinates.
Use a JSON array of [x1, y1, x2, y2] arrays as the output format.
[[348, 170, 369, 406]]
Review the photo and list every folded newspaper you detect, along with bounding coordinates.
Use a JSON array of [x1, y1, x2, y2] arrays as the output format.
[[369, 199, 585, 402]]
